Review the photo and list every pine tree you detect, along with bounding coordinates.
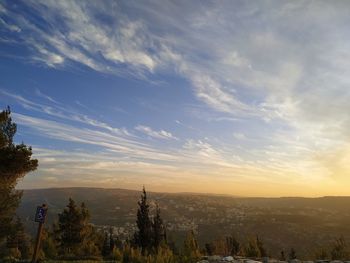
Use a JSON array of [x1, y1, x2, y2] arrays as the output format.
[[109, 227, 115, 252], [152, 203, 166, 252], [134, 186, 152, 255], [55, 198, 101, 259], [0, 107, 38, 256], [56, 198, 82, 255]]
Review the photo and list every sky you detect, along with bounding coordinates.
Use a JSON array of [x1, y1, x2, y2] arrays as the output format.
[[1, 0, 350, 197]]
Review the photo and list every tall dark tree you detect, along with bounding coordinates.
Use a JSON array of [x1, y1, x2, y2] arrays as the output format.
[[109, 227, 115, 252], [152, 203, 166, 252], [56, 198, 82, 254], [134, 186, 152, 255], [0, 107, 38, 255], [102, 232, 110, 258], [55, 198, 100, 259]]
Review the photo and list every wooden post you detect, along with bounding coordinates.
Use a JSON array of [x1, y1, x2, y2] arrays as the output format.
[[32, 204, 48, 263]]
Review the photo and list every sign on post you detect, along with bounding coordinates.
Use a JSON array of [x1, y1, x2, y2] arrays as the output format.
[[32, 204, 48, 263], [35, 205, 47, 223]]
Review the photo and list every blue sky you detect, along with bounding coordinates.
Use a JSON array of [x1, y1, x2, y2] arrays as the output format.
[[1, 0, 350, 196]]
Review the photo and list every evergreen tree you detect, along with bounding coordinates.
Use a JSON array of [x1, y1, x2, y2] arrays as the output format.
[[56, 198, 82, 255], [55, 198, 101, 259], [102, 231, 110, 258], [109, 227, 115, 252], [101, 227, 116, 259], [152, 203, 166, 252], [134, 186, 152, 255], [0, 107, 38, 256]]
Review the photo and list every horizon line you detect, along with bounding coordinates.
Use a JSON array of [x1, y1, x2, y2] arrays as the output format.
[[16, 186, 350, 199]]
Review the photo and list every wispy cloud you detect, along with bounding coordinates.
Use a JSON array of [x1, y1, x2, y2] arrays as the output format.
[[1, 89, 131, 136], [13, 113, 177, 162], [3, 0, 349, 134], [135, 125, 178, 140]]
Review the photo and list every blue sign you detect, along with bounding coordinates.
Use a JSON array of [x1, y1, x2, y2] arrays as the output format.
[[35, 206, 47, 223]]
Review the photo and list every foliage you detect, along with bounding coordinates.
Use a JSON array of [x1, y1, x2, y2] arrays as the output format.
[[256, 236, 267, 257], [314, 247, 328, 260], [14, 217, 32, 260], [204, 234, 240, 256], [134, 186, 152, 255], [41, 226, 58, 260], [110, 246, 123, 261], [0, 106, 38, 259], [152, 203, 167, 253], [330, 237, 348, 260], [146, 245, 177, 263], [54, 198, 101, 260], [181, 230, 201, 263], [102, 231, 110, 258], [122, 243, 143, 263], [242, 236, 266, 258], [134, 187, 168, 256]]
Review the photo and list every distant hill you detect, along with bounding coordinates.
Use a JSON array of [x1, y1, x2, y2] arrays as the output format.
[[17, 187, 350, 259]]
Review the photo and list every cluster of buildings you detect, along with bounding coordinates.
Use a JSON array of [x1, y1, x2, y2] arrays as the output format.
[[198, 258, 349, 263]]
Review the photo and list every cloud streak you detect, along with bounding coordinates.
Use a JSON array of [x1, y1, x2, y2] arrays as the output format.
[[135, 125, 178, 140]]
